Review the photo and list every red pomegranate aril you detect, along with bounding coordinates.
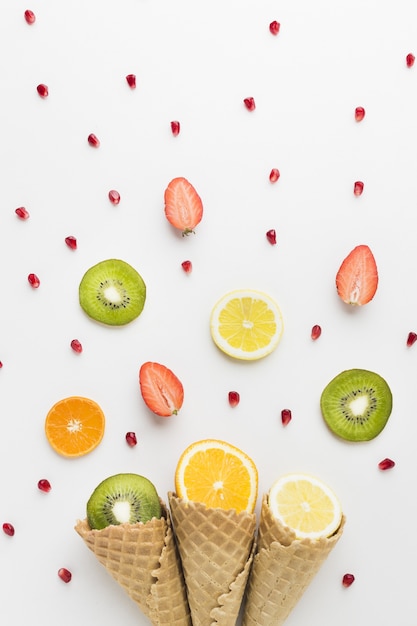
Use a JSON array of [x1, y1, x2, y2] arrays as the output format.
[[38, 479, 52, 492], [108, 190, 121, 205], [311, 324, 322, 340], [28, 273, 40, 288], [37, 84, 48, 98], [171, 120, 180, 136], [70, 339, 83, 354], [266, 229, 277, 245], [269, 21, 280, 35], [126, 431, 137, 447], [87, 133, 100, 148], [353, 181, 364, 196], [2, 523, 15, 536], [15, 207, 30, 220], [407, 331, 417, 347], [58, 568, 72, 583], [228, 391, 240, 407], [406, 53, 415, 67], [281, 409, 292, 426], [269, 168, 280, 183], [244, 97, 256, 111], [181, 260, 192, 273], [126, 73, 136, 88], [0, 362, 3, 368], [355, 106, 365, 122], [378, 458, 395, 470], [24, 9, 36, 24], [65, 235, 77, 250], [342, 573, 355, 587]]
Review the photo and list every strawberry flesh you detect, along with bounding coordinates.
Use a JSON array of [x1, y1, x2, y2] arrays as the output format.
[[336, 244, 378, 306], [139, 361, 184, 417], [164, 177, 203, 235]]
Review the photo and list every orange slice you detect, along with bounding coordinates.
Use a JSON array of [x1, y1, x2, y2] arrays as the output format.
[[174, 439, 258, 514], [45, 396, 105, 457]]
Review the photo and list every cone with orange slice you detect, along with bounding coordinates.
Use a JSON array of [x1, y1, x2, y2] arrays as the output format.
[[75, 473, 191, 626], [169, 439, 258, 626], [242, 474, 345, 626]]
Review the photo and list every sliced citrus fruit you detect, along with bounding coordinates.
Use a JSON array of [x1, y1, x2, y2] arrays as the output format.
[[268, 473, 343, 540], [174, 439, 258, 514], [45, 396, 105, 457], [210, 289, 283, 360]]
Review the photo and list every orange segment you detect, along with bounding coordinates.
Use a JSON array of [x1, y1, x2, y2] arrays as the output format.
[[45, 396, 105, 457], [174, 439, 258, 514]]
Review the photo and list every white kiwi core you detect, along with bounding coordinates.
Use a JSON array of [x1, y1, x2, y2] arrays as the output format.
[[104, 285, 123, 304], [112, 501, 132, 523], [349, 395, 369, 416]]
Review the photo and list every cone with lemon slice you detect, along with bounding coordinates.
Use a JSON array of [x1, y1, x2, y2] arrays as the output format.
[[243, 474, 345, 626], [169, 439, 258, 626]]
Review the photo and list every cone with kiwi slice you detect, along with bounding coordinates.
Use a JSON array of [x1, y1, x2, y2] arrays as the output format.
[[243, 476, 345, 626], [79, 259, 146, 326], [75, 473, 191, 625], [320, 368, 393, 441]]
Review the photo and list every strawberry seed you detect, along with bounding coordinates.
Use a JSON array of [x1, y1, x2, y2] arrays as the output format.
[[281, 409, 292, 426], [378, 458, 395, 470], [269, 21, 280, 35], [269, 168, 280, 183], [126, 74, 136, 88], [171, 121, 180, 136], [24, 9, 36, 24], [353, 181, 364, 196], [266, 229, 277, 245], [15, 207, 30, 220], [2, 523, 15, 536], [342, 573, 355, 587], [38, 479, 52, 492], [228, 391, 240, 407], [65, 236, 77, 250], [28, 273, 40, 288], [243, 97, 256, 111], [58, 568, 72, 583], [126, 432, 137, 447]]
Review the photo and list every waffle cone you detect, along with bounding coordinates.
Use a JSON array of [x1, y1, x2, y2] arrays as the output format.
[[168, 492, 256, 626], [74, 502, 191, 626], [242, 494, 345, 626]]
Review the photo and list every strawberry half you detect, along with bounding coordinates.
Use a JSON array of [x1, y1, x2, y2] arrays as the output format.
[[336, 244, 378, 305], [164, 177, 203, 236], [139, 361, 184, 417]]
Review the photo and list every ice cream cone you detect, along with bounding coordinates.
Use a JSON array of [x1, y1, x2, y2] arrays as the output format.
[[242, 494, 345, 626], [74, 502, 191, 626], [168, 492, 256, 626]]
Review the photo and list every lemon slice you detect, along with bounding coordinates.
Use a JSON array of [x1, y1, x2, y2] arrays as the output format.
[[268, 473, 343, 540], [210, 289, 284, 360], [174, 439, 258, 514]]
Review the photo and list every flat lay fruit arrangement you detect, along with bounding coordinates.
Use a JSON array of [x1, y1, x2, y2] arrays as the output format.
[[1, 2, 414, 625]]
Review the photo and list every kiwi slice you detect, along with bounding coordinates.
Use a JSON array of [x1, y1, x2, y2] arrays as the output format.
[[86, 473, 162, 530], [320, 368, 393, 441], [79, 259, 146, 326]]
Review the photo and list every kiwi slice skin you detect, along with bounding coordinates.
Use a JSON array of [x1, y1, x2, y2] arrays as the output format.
[[320, 368, 393, 442], [79, 259, 146, 326], [86, 473, 162, 530]]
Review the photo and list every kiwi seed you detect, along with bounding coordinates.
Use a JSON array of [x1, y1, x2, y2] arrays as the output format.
[[79, 259, 146, 326], [320, 368, 393, 442], [86, 473, 162, 530]]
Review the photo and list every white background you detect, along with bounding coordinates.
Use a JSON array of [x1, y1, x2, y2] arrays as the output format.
[[1, 1, 416, 624]]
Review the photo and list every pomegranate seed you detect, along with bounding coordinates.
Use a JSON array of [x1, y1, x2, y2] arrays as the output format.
[[58, 568, 72, 583], [3, 523, 15, 536], [38, 479, 52, 492], [181, 260, 192, 273], [125, 431, 137, 447], [407, 331, 417, 347], [353, 181, 364, 196], [342, 573, 355, 587], [87, 133, 100, 148], [269, 21, 280, 35], [37, 84, 48, 98], [126, 74, 136, 88], [406, 53, 415, 68], [378, 458, 395, 470], [108, 190, 121, 205], [266, 229, 277, 245], [28, 273, 40, 288], [0, 362, 3, 368], [171, 121, 181, 136], [15, 207, 30, 220], [228, 391, 240, 407], [65, 235, 77, 250], [243, 97, 256, 111], [355, 106, 365, 122], [24, 9, 36, 24], [269, 168, 280, 183], [281, 409, 292, 426], [311, 324, 322, 340], [70, 339, 83, 354]]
